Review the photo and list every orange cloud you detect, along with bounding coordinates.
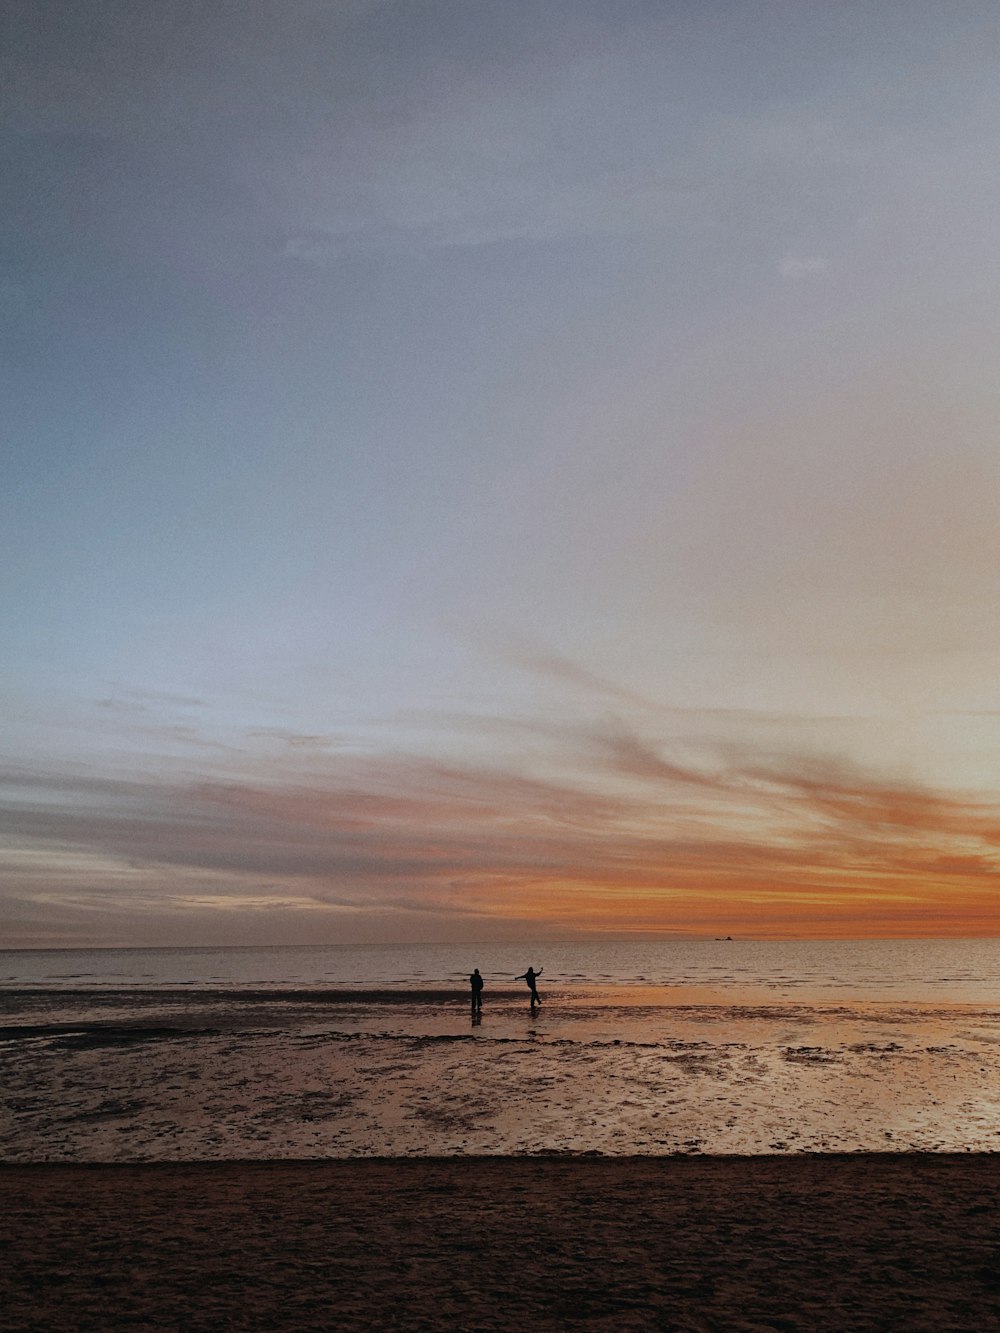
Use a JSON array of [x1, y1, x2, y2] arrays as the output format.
[[2, 733, 999, 944]]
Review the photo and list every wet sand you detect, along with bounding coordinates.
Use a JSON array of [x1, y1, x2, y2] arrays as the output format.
[[3, 1155, 1000, 1331], [3, 988, 1000, 1159]]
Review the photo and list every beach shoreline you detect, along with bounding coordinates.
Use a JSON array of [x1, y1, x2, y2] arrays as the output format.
[[4, 1154, 999, 1330], [4, 966, 1000, 1327], [4, 988, 1000, 1161]]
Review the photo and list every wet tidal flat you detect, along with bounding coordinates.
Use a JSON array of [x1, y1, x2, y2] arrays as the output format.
[[2, 988, 1000, 1161]]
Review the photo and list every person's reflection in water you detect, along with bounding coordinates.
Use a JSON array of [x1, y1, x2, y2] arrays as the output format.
[[515, 966, 542, 1008]]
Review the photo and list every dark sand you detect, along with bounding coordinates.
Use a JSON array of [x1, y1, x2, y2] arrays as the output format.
[[3, 1155, 1000, 1331]]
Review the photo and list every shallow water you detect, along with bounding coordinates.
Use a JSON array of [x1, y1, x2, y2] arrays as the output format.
[[2, 982, 1000, 1161], [4, 940, 999, 1160], [3, 938, 1000, 1003]]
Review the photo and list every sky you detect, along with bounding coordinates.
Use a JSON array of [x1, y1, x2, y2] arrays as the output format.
[[3, 0, 1000, 947]]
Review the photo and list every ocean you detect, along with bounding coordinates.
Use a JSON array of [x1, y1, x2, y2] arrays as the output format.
[[2, 937, 1000, 1003]]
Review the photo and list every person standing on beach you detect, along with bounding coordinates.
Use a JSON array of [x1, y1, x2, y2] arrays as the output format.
[[470, 968, 484, 1013], [515, 967, 542, 1007]]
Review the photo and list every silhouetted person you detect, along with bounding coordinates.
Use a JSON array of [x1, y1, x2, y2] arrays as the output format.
[[470, 968, 484, 1013], [516, 966, 542, 1006]]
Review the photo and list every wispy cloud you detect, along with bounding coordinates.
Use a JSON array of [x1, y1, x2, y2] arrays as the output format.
[[3, 727, 998, 943], [517, 650, 661, 710]]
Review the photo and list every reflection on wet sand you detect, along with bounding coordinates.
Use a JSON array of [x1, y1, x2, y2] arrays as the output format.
[[2, 987, 999, 1161]]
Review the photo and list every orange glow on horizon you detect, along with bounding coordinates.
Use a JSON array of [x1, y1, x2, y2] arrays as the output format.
[[5, 736, 1000, 947]]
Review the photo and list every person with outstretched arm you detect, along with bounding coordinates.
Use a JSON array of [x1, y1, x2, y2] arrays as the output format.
[[515, 966, 543, 1006]]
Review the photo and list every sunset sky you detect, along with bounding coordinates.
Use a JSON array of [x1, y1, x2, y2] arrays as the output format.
[[4, 1, 1000, 947]]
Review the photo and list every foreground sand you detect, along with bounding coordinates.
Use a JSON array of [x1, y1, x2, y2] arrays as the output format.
[[3, 1155, 1000, 1331]]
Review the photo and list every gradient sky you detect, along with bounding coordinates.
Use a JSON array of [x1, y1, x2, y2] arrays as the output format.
[[4, 1, 1000, 947]]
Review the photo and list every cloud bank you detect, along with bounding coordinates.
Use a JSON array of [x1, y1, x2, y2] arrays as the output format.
[[3, 713, 998, 946]]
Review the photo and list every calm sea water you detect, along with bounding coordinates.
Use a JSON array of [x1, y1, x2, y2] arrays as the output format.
[[2, 939, 999, 1003]]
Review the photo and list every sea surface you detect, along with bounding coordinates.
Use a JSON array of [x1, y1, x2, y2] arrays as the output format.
[[2, 937, 1000, 1004]]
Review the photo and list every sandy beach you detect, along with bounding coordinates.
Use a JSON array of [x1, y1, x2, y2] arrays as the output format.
[[5, 985, 1000, 1328], [4, 1155, 1000, 1331]]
